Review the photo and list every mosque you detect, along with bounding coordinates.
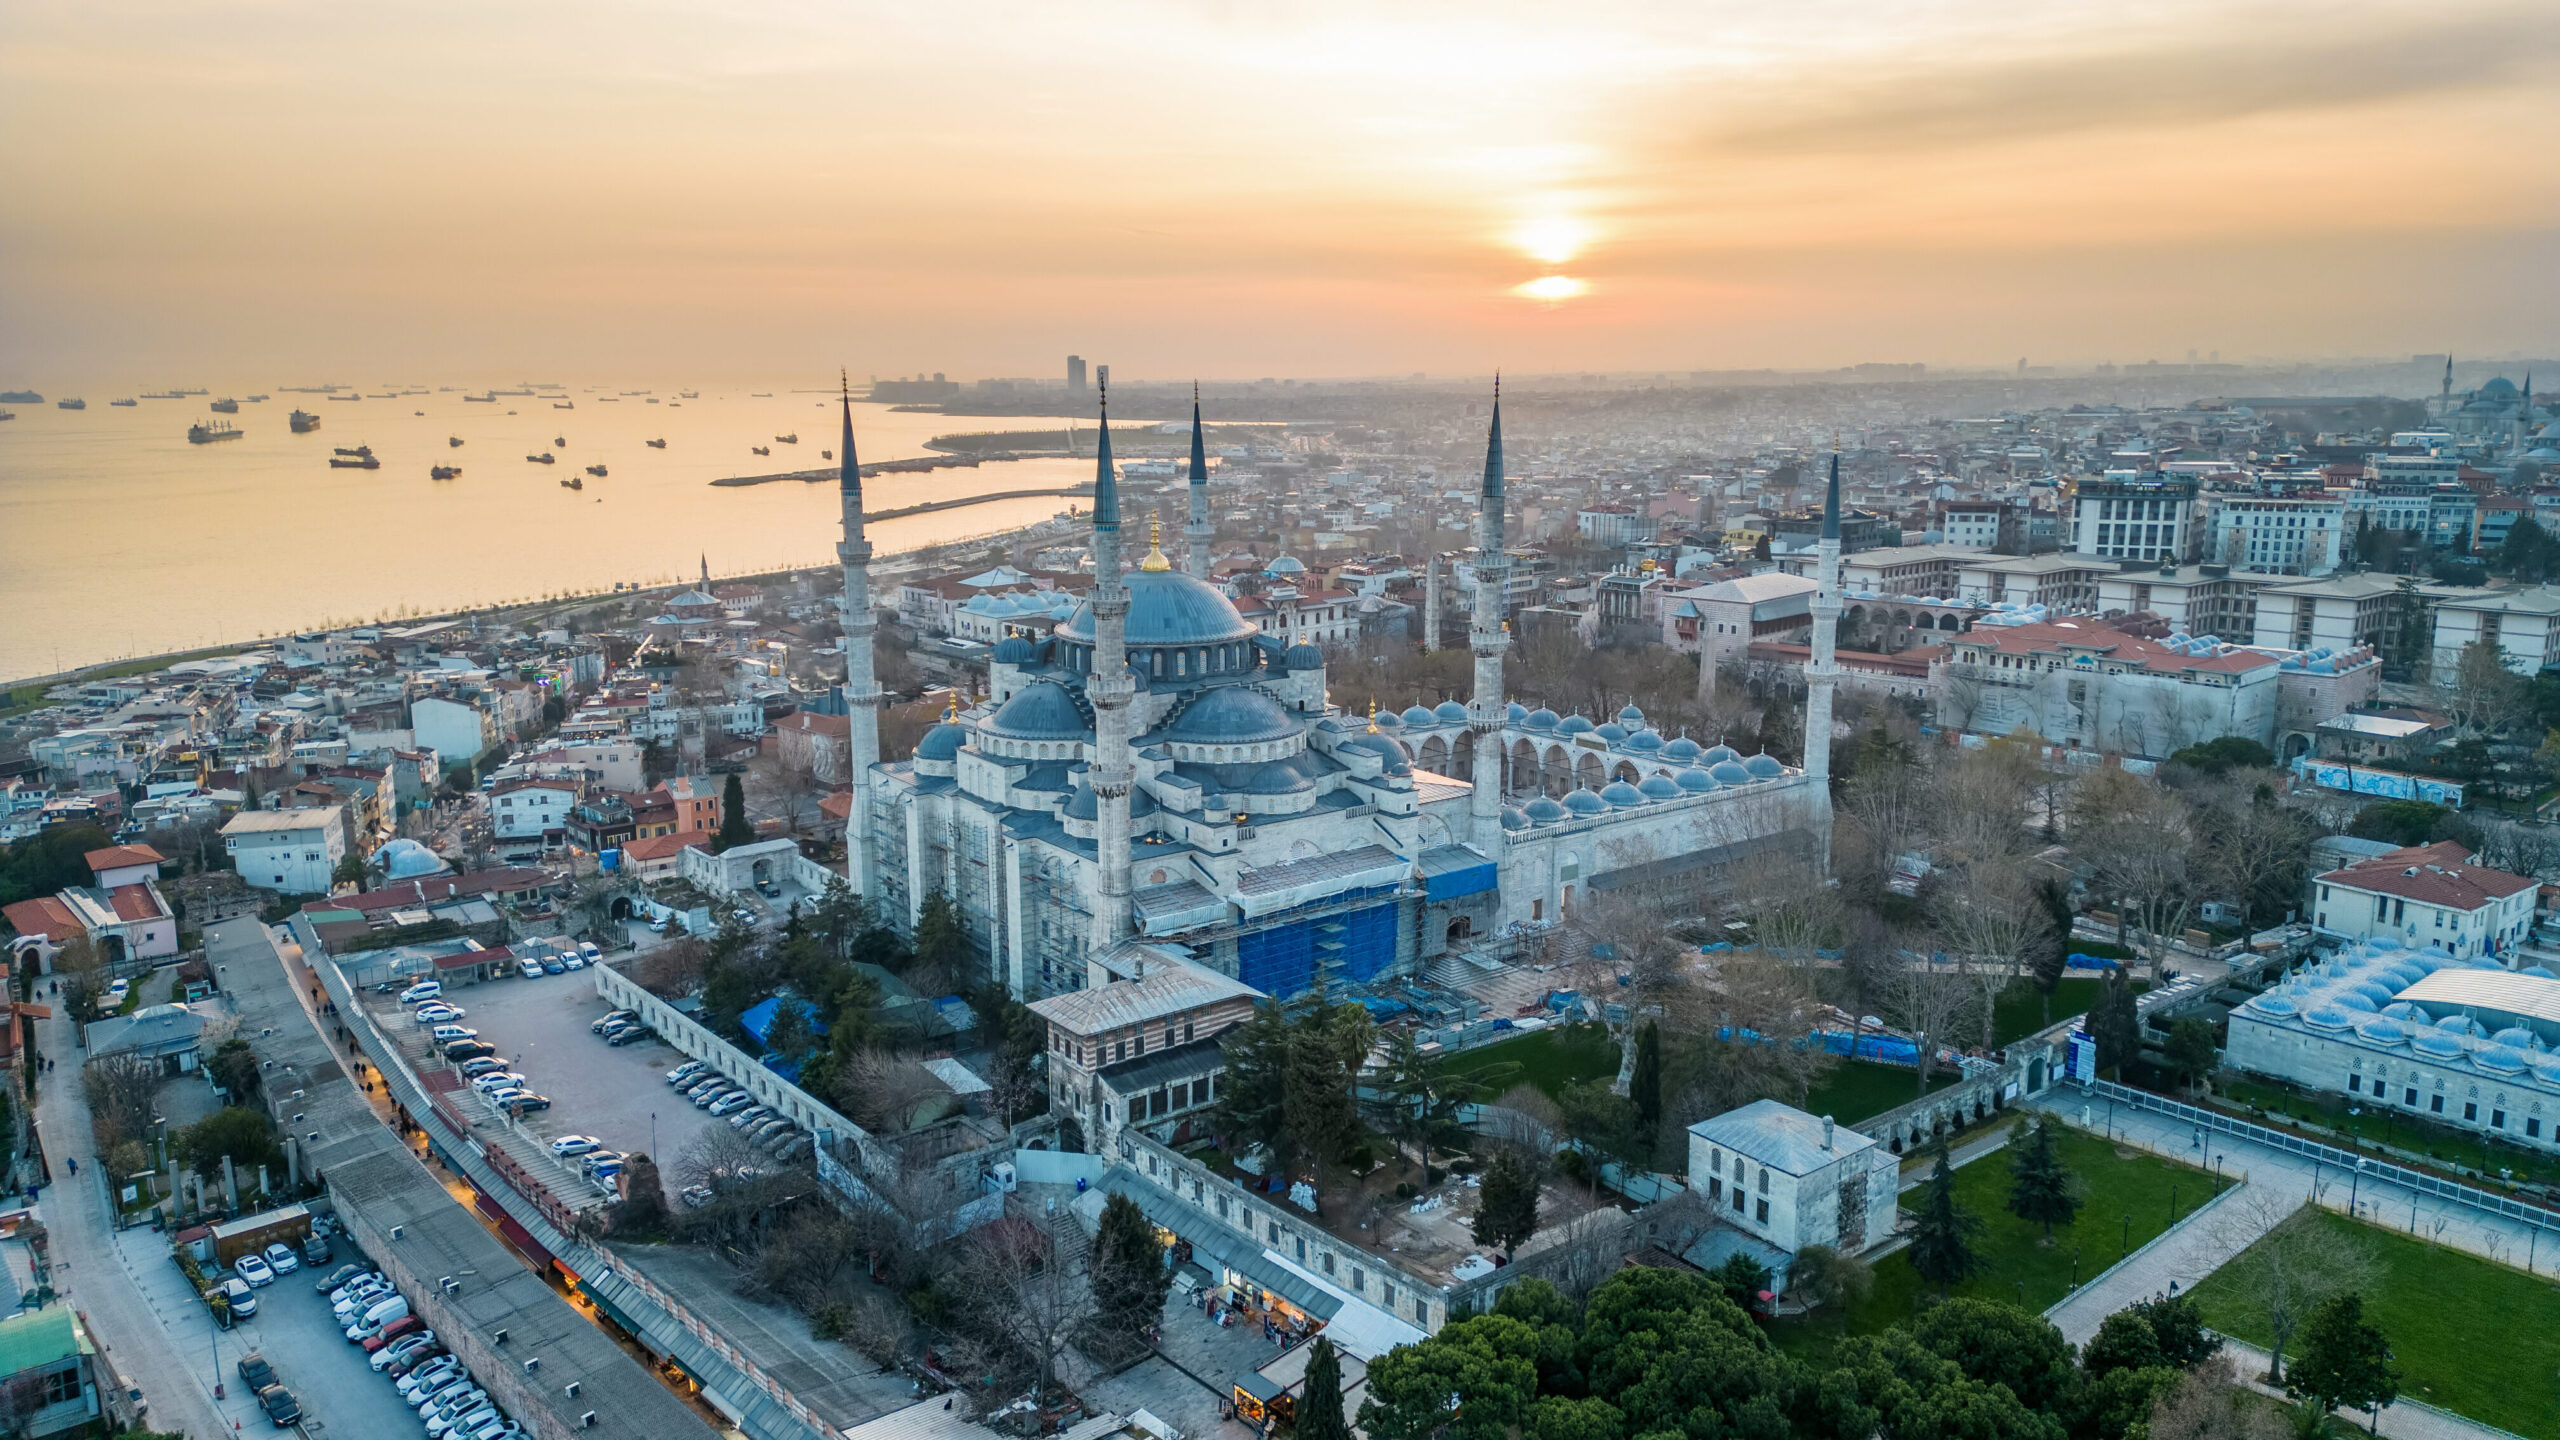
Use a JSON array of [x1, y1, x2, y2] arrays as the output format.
[[830, 383, 1843, 1001]]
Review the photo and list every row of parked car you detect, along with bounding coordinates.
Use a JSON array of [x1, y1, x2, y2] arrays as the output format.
[[390, 981, 562, 1112], [663, 1059, 815, 1166], [313, 1262, 529, 1440]]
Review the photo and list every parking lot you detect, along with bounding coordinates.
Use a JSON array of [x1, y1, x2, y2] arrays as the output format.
[[396, 968, 722, 1202]]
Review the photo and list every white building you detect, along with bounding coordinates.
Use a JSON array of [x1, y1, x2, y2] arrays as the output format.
[[2070, 474, 2198, 565], [1933, 618, 2283, 757], [2203, 497, 2347, 577], [1686, 1100, 1898, 1259], [2429, 588, 2560, 679], [2311, 841, 2536, 962], [411, 696, 495, 767], [222, 807, 348, 894], [1662, 572, 1814, 680], [1940, 502, 2003, 550], [2093, 565, 2270, 640], [488, 777, 580, 845]]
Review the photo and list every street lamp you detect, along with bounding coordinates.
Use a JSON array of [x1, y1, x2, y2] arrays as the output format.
[[2169, 1183, 2180, 1226], [2122, 1212, 2132, 1258], [2070, 1245, 2082, 1289]]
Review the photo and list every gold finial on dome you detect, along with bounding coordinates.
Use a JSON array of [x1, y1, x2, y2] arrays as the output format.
[[1141, 512, 1172, 571], [1368, 697, 1379, 733]]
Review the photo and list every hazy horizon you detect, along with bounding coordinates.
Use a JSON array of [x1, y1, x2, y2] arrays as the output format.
[[5, 0, 2552, 381]]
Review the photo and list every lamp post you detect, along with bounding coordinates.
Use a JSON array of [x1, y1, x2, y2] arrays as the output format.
[[2122, 1211, 2131, 1258], [2169, 1183, 2180, 1226], [2070, 1245, 2082, 1290]]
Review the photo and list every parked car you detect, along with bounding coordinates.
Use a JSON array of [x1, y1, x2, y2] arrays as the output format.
[[261, 1241, 300, 1274], [258, 1383, 303, 1427], [459, 1057, 507, 1079], [300, 1231, 330, 1266], [728, 1104, 774, 1130], [591, 1010, 637, 1035], [550, 1135, 601, 1157], [373, 1332, 436, 1371], [502, 1094, 552, 1113], [471, 1071, 530, 1094], [313, 1263, 364, 1294], [680, 1184, 715, 1208], [542, 958, 567, 974], [757, 881, 782, 899], [235, 1254, 276, 1287], [414, 1003, 463, 1024], [398, 1361, 465, 1401], [236, 1352, 277, 1390], [398, 981, 443, 1005], [364, 1315, 424, 1352], [684, 1076, 726, 1099], [519, 957, 545, 979], [773, 1135, 812, 1162], [444, 1040, 496, 1062], [578, 940, 603, 963], [580, 1149, 625, 1174], [386, 1346, 450, 1381], [216, 1276, 257, 1319], [429, 1403, 501, 1439], [104, 978, 130, 1008], [561, 955, 586, 971], [708, 1092, 755, 1117], [748, 1117, 793, 1146], [430, 1024, 479, 1044], [605, 1026, 651, 1047], [667, 1061, 707, 1086]]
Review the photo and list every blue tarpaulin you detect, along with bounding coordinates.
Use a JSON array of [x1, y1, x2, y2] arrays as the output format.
[[2067, 952, 2122, 971]]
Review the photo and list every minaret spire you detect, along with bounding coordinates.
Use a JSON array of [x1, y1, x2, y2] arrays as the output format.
[[836, 369, 883, 908], [1468, 376, 1511, 861], [1185, 382, 1214, 578], [1802, 442, 1842, 864], [1084, 378, 1137, 960]]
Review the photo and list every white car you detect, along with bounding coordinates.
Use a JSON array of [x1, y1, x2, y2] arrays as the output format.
[[261, 1242, 300, 1274], [398, 981, 443, 1005], [471, 1072, 530, 1095], [415, 1004, 465, 1024], [561, 954, 585, 970], [578, 941, 603, 963], [399, 1361, 466, 1401], [550, 1135, 601, 1157], [234, 1254, 276, 1287], [707, 1092, 754, 1117], [666, 1061, 707, 1086], [216, 1275, 257, 1317]]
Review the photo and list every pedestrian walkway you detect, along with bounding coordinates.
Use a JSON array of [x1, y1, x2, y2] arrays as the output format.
[[1896, 1124, 2014, 1193], [2041, 1182, 2265, 1345], [2214, 1336, 2519, 1440]]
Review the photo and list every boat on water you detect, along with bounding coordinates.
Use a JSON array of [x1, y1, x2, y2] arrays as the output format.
[[645, 438, 667, 449], [620, 390, 650, 396], [527, 452, 556, 464], [448, 435, 464, 447], [646, 397, 660, 404], [679, 390, 699, 399], [329, 453, 381, 469], [430, 465, 461, 480], [822, 450, 833, 461], [752, 445, 770, 456], [0, 412, 14, 422], [327, 393, 360, 402], [598, 397, 619, 403], [290, 409, 321, 433], [464, 393, 495, 402], [0, 390, 40, 404], [334, 444, 373, 457], [775, 433, 798, 444], [585, 463, 608, 478], [57, 398, 85, 410], [110, 398, 138, 407], [552, 435, 566, 446], [246, 394, 269, 402], [188, 420, 242, 444], [750, 392, 771, 397], [553, 400, 575, 410], [562, 476, 583, 489], [413, 410, 425, 416], [209, 397, 239, 413]]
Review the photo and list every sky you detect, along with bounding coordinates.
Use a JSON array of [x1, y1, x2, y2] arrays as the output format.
[[3, 0, 2552, 382]]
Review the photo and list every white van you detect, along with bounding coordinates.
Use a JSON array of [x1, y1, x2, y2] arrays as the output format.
[[347, 1294, 410, 1340], [430, 1025, 478, 1044], [398, 981, 443, 1005]]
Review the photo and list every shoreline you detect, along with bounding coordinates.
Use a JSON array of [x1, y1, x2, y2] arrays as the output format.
[[708, 451, 1050, 487]]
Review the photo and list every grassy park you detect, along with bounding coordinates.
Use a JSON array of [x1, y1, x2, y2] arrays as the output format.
[[2189, 1209, 2560, 1439], [1442, 1023, 1618, 1101], [1772, 1125, 2216, 1365], [1802, 1059, 1957, 1125]]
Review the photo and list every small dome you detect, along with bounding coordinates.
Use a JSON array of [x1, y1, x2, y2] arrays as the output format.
[[2438, 1014, 2481, 1037], [1744, 753, 1786, 778], [2528, 966, 2559, 980], [2303, 1006, 2356, 1032], [2534, 1054, 2560, 1084], [1638, 775, 1681, 800], [1284, 644, 1325, 671], [1501, 806, 1531, 832], [2476, 1045, 2531, 1075], [1558, 714, 1597, 736], [2413, 1031, 2465, 1059], [1372, 709, 1402, 729], [1594, 722, 1629, 744], [1711, 762, 1754, 786], [2380, 1001, 2421, 1021], [2330, 991, 2379, 1014], [1601, 781, 1646, 808], [2355, 1019, 2406, 1045], [2492, 1027, 2540, 1051], [1525, 708, 1560, 731], [1676, 767, 1718, 792], [1564, 788, 1608, 816], [1437, 701, 1472, 724], [1267, 553, 1306, 574], [1524, 796, 1570, 824], [2249, 994, 2297, 1018], [1618, 704, 1646, 725], [1704, 744, 1742, 764], [1662, 737, 1703, 761], [1625, 730, 1663, 752], [378, 838, 448, 880], [1402, 705, 1438, 727], [1167, 686, 1302, 744], [987, 680, 1089, 740], [1345, 733, 1411, 775], [916, 723, 966, 762], [992, 635, 1041, 665], [1505, 701, 1530, 724], [1247, 760, 1315, 794], [2348, 980, 2395, 1006]]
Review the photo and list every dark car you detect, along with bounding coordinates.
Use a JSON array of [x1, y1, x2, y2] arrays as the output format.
[[604, 1026, 651, 1047], [258, 1384, 303, 1427], [312, 1262, 363, 1294], [236, 1352, 277, 1390], [444, 1040, 497, 1062], [503, 1093, 552, 1113]]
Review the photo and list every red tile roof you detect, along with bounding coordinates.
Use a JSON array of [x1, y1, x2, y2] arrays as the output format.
[[84, 844, 166, 873], [620, 830, 714, 862], [106, 884, 166, 923], [2319, 841, 2535, 911], [1952, 620, 2279, 676], [1, 897, 84, 940], [781, 712, 851, 738]]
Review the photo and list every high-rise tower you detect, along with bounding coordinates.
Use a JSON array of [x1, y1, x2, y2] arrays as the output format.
[[837, 375, 882, 902], [1803, 447, 1843, 856], [1085, 384, 1136, 953], [1185, 385, 1214, 578], [1468, 383, 1510, 849]]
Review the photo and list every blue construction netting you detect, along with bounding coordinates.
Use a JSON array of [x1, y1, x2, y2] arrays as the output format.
[[1813, 1030, 1922, 1065], [1236, 896, 1400, 997]]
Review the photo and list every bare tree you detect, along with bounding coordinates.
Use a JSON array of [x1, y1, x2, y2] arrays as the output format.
[[82, 1051, 163, 1154], [2436, 637, 2527, 740], [832, 1047, 947, 1135], [1931, 851, 2053, 1049], [1724, 849, 1843, 972], [754, 1207, 867, 1311], [633, 936, 710, 998], [1871, 950, 1979, 1098], [1568, 888, 1700, 1092], [673, 1120, 765, 1194], [946, 1210, 1093, 1406], [2144, 1355, 2289, 1440], [2072, 768, 2195, 968], [2213, 1193, 2379, 1384], [1931, 742, 2040, 862], [53, 937, 109, 1023]]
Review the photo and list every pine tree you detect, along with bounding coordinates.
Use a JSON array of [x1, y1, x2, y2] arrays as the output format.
[[1090, 1192, 1172, 1336], [2004, 1117, 2083, 1241], [911, 889, 969, 978], [2091, 965, 2141, 1078], [1906, 1141, 1982, 1297], [1631, 1021, 1663, 1135], [2029, 879, 2073, 1026], [2287, 1292, 2398, 1427], [714, 773, 755, 851], [1472, 1148, 1541, 1255], [1297, 1337, 1352, 1440]]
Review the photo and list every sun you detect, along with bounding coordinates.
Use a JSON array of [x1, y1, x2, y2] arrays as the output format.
[[1515, 275, 1589, 302], [1512, 215, 1592, 266]]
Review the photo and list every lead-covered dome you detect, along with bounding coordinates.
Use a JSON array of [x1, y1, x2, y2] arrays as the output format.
[[1284, 644, 1325, 670], [1744, 753, 1786, 778], [1059, 567, 1260, 647], [378, 838, 448, 879], [1704, 744, 1741, 765], [1662, 737, 1703, 762], [992, 635, 1042, 665], [1524, 796, 1570, 825], [1165, 686, 1302, 745], [1638, 774, 1681, 800], [916, 722, 966, 762], [1436, 701, 1471, 724], [1401, 705, 1437, 727], [986, 680, 1088, 740], [1564, 788, 1608, 816], [1601, 781, 1645, 808]]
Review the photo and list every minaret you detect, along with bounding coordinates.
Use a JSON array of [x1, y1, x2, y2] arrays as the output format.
[[1422, 552, 1441, 653], [836, 375, 882, 904], [699, 553, 710, 588], [1803, 446, 1843, 854], [1185, 384, 1214, 579], [2519, 374, 2534, 451], [2442, 355, 2454, 420], [1085, 383, 1137, 954], [1467, 382, 1510, 850]]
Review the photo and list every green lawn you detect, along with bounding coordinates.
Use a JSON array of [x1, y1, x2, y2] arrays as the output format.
[[1803, 1059, 1957, 1125], [1772, 1126, 2216, 1365], [2189, 1209, 2560, 1439], [1990, 975, 2149, 1047], [1443, 1023, 1618, 1102]]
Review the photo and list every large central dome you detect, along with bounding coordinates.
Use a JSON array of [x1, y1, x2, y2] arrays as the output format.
[[1059, 567, 1260, 647]]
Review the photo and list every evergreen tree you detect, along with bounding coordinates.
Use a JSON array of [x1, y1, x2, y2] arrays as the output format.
[[1906, 1141, 1982, 1296], [1631, 1022, 1663, 1135], [2091, 965, 2141, 1078], [1212, 998, 1293, 1156], [1297, 1337, 1352, 1440], [2004, 1118, 2083, 1241], [714, 773, 755, 851], [1363, 1029, 1482, 1184], [911, 889, 970, 979], [1473, 1148, 1541, 1255], [2287, 1292, 2397, 1428], [2029, 880, 2074, 1027], [1090, 1192, 1172, 1336], [1283, 996, 1362, 1189], [2164, 1017, 2219, 1096]]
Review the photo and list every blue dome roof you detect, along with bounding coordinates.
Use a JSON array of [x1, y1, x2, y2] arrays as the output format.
[[1402, 705, 1437, 727], [1564, 788, 1608, 815], [1557, 714, 1596, 736], [1625, 730, 1663, 752], [2250, 994, 2297, 1018], [2492, 1027, 2539, 1050], [1704, 744, 1741, 764], [1165, 686, 1302, 744], [2476, 1045, 2530, 1075], [1372, 709, 1402, 729], [1525, 708, 1559, 731], [916, 723, 966, 762], [1501, 806, 1530, 832], [2331, 992, 2378, 1013], [992, 635, 1042, 664], [1594, 722, 1628, 743], [1267, 553, 1306, 574], [1662, 737, 1702, 761], [1246, 759, 1315, 794], [1060, 567, 1260, 647], [379, 837, 447, 880], [1676, 767, 1718, 792], [1524, 796, 1570, 823], [1505, 701, 1531, 724], [1618, 704, 1646, 725], [2413, 1031, 2465, 1059], [1284, 643, 1324, 670], [2356, 1019, 2407, 1045], [1710, 762, 1753, 785], [2304, 1006, 2356, 1032], [1436, 701, 1471, 724], [1638, 775, 1681, 800], [1744, 753, 1786, 778], [1601, 781, 1646, 808], [986, 680, 1088, 740], [1346, 733, 1411, 775]]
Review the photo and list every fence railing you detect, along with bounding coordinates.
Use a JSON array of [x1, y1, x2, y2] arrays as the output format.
[[2085, 1079, 2560, 1232]]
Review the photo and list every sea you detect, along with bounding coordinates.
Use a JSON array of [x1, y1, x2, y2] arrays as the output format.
[[0, 386, 1131, 682]]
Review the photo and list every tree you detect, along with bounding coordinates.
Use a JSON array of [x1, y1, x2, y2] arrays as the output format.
[[2080, 1309, 2167, 1378], [53, 936, 110, 1023], [176, 1107, 286, 1183], [2287, 1291, 2398, 1431], [1298, 1337, 1352, 1440], [1629, 1022, 1662, 1136], [2090, 965, 2142, 1078], [1906, 1142, 1981, 1297], [331, 853, 368, 887], [713, 773, 755, 851], [1909, 1297, 2080, 1413], [2004, 1117, 2083, 1241], [206, 1037, 262, 1102], [2027, 878, 2074, 1028], [1364, 1029, 1494, 1183], [1874, 951, 1978, 1098], [1787, 1243, 1872, 1329], [2214, 1195, 2379, 1384], [1358, 1314, 1540, 1440], [81, 1051, 162, 1153], [1282, 993, 1367, 1194], [1473, 1146, 1541, 1255], [2438, 637, 2526, 740], [1089, 1191, 1171, 1338], [2165, 1017, 2219, 1095], [1711, 1251, 1772, 1315], [946, 1209, 1091, 1404], [908, 888, 971, 993], [1555, 1079, 1644, 1189], [1935, 849, 2054, 1048], [2144, 1357, 2290, 1440]]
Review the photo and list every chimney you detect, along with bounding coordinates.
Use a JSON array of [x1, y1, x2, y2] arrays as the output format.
[[1821, 1115, 1835, 1150]]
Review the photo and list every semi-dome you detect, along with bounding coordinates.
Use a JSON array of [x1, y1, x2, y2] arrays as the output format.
[[2331, 992, 2378, 1014], [986, 680, 1089, 740], [916, 722, 967, 762], [1594, 722, 1629, 744], [2438, 1014, 2483, 1037], [1060, 566, 1261, 647], [1246, 760, 1316, 794], [1402, 705, 1438, 727], [1703, 744, 1742, 764], [1676, 767, 1718, 792], [1557, 714, 1596, 736], [1436, 701, 1471, 724], [378, 837, 448, 880], [2348, 980, 2395, 1006], [1524, 796, 1570, 824], [1165, 686, 1302, 744], [1710, 762, 1754, 786], [2533, 1054, 2560, 1084], [1525, 708, 1560, 731], [1283, 644, 1324, 670], [992, 635, 1042, 665], [1744, 753, 1786, 778], [1638, 775, 1681, 800], [1618, 704, 1646, 725], [1564, 788, 1608, 816], [1601, 781, 1645, 808], [1662, 737, 1703, 762]]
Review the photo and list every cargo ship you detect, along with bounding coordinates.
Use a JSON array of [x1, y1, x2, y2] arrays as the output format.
[[0, 390, 40, 404], [246, 394, 269, 402], [751, 445, 769, 456], [290, 409, 321, 433], [188, 420, 243, 444], [333, 444, 373, 458], [209, 397, 239, 413], [561, 475, 583, 489], [327, 393, 360, 402], [775, 433, 798, 444], [553, 399, 575, 410], [430, 465, 461, 480], [57, 398, 85, 410], [585, 463, 608, 478], [329, 452, 380, 469], [110, 398, 139, 407], [553, 436, 566, 447], [527, 452, 556, 464], [645, 438, 667, 449]]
